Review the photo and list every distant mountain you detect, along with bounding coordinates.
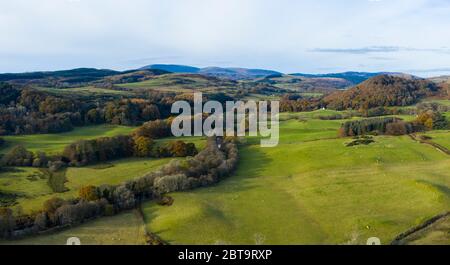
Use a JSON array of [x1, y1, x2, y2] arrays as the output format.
[[324, 75, 439, 110], [199, 67, 282, 80], [139, 64, 282, 80], [428, 75, 450, 84], [0, 68, 120, 83], [255, 74, 353, 91], [0, 68, 167, 88], [140, 64, 200, 73], [291, 72, 394, 85]]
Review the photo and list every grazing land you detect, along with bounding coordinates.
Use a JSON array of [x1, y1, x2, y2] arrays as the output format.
[[142, 116, 450, 245], [1, 210, 147, 245], [0, 125, 135, 155], [2, 157, 172, 213]]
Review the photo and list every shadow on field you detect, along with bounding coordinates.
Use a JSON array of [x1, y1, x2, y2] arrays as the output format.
[[209, 146, 274, 194], [417, 179, 450, 198]]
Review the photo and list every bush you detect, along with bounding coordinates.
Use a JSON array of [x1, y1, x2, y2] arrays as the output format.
[[1, 145, 34, 166], [79, 186, 99, 202]]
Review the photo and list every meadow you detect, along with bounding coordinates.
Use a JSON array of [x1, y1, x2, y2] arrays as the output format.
[[1, 210, 147, 245], [2, 157, 172, 213], [3, 108, 449, 245], [142, 115, 450, 245], [0, 125, 135, 155]]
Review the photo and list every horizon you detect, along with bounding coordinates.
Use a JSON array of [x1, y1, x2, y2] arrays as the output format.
[[0, 63, 446, 79], [1, 0, 450, 77]]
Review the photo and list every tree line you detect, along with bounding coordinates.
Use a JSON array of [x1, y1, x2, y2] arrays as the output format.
[[338, 108, 448, 137], [0, 119, 195, 168], [0, 83, 180, 135], [0, 137, 238, 240]]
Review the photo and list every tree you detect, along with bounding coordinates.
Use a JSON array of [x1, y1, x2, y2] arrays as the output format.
[[167, 141, 198, 157], [0, 207, 15, 238], [133, 136, 154, 157], [1, 145, 34, 166], [79, 186, 99, 202]]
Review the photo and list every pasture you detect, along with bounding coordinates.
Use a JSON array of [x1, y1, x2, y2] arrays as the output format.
[[1, 157, 172, 213], [0, 125, 135, 155], [1, 210, 147, 245], [142, 117, 450, 244]]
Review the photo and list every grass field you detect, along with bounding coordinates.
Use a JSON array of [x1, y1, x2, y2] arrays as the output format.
[[1, 210, 147, 245], [421, 130, 450, 150], [35, 86, 132, 97], [0, 125, 135, 155], [2, 157, 172, 213], [2, 106, 449, 245], [119, 74, 224, 93], [142, 118, 450, 245], [399, 215, 450, 245]]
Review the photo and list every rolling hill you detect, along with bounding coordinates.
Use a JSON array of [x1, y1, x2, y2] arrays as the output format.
[[324, 75, 440, 110], [140, 64, 282, 80]]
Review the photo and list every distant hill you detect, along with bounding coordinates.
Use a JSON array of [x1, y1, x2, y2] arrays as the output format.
[[291, 72, 396, 85], [140, 64, 200, 73], [0, 68, 119, 83], [199, 67, 282, 80], [428, 75, 450, 84], [139, 64, 282, 80], [0, 68, 167, 88], [255, 74, 353, 92], [324, 75, 440, 110]]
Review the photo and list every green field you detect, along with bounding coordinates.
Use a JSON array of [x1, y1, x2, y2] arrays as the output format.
[[119, 74, 223, 93], [0, 125, 135, 155], [35, 86, 132, 97], [2, 108, 449, 245], [398, 215, 450, 245], [2, 157, 172, 213], [141, 118, 450, 245], [1, 210, 147, 245], [421, 130, 450, 150]]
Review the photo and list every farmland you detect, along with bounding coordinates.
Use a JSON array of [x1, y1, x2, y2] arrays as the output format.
[[2, 210, 147, 245], [0, 125, 135, 155], [141, 116, 450, 245], [3, 108, 449, 245]]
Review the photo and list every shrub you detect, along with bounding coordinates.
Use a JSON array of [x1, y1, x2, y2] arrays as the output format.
[[79, 186, 99, 202], [1, 145, 34, 166]]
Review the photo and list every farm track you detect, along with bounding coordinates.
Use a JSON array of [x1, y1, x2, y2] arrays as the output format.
[[409, 134, 450, 155], [391, 212, 450, 245]]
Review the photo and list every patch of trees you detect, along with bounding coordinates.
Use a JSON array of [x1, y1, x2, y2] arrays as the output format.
[[0, 137, 239, 240], [414, 109, 448, 130], [62, 135, 134, 166], [338, 117, 416, 137], [0, 83, 20, 106], [0, 87, 175, 136], [280, 95, 323, 112], [61, 134, 198, 166], [324, 75, 440, 111]]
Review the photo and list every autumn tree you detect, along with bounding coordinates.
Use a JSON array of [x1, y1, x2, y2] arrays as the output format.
[[79, 186, 99, 202]]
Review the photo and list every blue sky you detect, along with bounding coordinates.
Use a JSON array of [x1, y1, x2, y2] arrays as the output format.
[[0, 0, 449, 76]]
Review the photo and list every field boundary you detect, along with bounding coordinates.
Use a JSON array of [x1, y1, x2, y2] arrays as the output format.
[[391, 212, 450, 245], [409, 134, 450, 155], [136, 205, 168, 245]]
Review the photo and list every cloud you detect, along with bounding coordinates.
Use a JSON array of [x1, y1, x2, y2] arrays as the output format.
[[0, 0, 449, 75], [310, 46, 450, 54]]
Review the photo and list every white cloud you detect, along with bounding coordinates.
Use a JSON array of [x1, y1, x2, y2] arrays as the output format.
[[0, 0, 449, 76]]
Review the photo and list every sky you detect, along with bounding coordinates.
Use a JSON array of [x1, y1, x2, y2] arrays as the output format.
[[0, 0, 449, 77]]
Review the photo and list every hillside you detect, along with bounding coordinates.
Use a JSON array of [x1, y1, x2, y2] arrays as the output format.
[[139, 64, 200, 73], [140, 64, 282, 80], [0, 68, 167, 88], [198, 67, 282, 80], [324, 75, 440, 110], [255, 74, 353, 91], [291, 71, 386, 85]]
